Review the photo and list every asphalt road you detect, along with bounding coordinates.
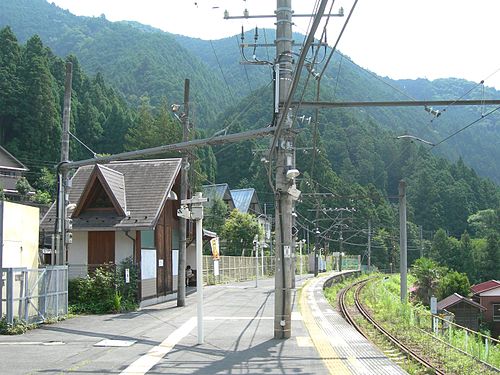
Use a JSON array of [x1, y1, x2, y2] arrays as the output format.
[[0, 275, 329, 375]]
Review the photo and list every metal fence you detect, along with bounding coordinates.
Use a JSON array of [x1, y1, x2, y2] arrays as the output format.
[[1, 266, 68, 324], [202, 255, 275, 285]]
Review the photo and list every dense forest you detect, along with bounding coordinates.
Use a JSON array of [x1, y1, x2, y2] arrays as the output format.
[[2, 0, 500, 183], [0, 0, 499, 283]]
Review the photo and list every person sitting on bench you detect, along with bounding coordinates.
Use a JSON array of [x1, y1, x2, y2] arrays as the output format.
[[186, 265, 194, 286]]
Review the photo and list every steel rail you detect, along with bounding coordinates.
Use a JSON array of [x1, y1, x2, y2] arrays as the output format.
[[340, 278, 446, 375]]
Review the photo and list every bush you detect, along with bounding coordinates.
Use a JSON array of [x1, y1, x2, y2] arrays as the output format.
[[0, 316, 36, 335], [69, 258, 139, 314]]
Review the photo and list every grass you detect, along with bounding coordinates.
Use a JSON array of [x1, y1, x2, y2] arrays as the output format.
[[324, 274, 499, 374], [362, 275, 500, 374]]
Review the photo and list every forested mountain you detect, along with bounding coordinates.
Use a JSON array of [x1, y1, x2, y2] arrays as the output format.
[[2, 0, 500, 183], [0, 0, 233, 125], [175, 32, 500, 184], [0, 0, 498, 280]]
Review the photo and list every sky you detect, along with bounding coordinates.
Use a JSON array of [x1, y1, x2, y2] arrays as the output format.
[[50, 0, 500, 89]]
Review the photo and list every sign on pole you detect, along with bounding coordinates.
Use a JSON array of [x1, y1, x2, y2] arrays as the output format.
[[210, 237, 220, 260]]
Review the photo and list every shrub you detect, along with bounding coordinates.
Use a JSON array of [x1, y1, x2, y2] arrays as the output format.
[[69, 258, 139, 314]]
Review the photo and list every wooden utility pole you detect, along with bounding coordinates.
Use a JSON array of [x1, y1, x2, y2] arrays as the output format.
[[177, 79, 190, 307], [399, 180, 408, 302]]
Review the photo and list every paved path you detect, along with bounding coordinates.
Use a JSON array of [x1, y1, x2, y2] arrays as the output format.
[[0, 273, 407, 374]]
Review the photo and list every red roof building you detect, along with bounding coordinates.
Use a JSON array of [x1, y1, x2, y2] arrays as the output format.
[[471, 280, 500, 338], [471, 280, 500, 295]]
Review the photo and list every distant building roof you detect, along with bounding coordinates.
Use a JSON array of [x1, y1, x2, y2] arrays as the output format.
[[471, 280, 500, 295], [41, 159, 181, 231], [0, 145, 28, 171], [202, 184, 235, 210], [231, 188, 260, 214], [438, 293, 485, 311]]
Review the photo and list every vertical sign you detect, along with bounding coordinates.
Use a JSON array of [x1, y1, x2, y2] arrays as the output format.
[[210, 237, 220, 260]]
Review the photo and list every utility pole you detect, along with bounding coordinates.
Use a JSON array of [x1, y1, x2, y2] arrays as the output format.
[[399, 180, 408, 303], [57, 62, 72, 265], [419, 225, 424, 258], [367, 219, 371, 271], [314, 205, 320, 277], [273, 0, 294, 340], [178, 192, 207, 344], [177, 79, 190, 307]]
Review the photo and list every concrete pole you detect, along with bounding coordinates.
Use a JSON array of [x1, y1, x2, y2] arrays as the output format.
[[274, 0, 294, 340], [314, 228, 319, 277], [254, 240, 259, 288], [58, 62, 72, 265], [261, 244, 264, 278], [399, 180, 408, 303], [367, 219, 371, 271], [188, 192, 206, 344], [196, 208, 203, 344], [177, 79, 190, 307], [299, 240, 303, 279], [419, 225, 424, 258]]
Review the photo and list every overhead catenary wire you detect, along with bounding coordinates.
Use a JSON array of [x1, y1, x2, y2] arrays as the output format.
[[210, 39, 236, 102], [208, 79, 274, 140], [430, 104, 500, 149], [234, 35, 254, 93]]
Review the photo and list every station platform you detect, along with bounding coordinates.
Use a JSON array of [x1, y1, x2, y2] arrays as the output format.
[[300, 273, 408, 374]]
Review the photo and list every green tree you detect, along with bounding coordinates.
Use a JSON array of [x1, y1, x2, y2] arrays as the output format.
[[125, 96, 156, 151], [411, 257, 446, 305], [481, 233, 500, 281], [15, 177, 31, 200], [221, 209, 261, 256], [457, 231, 474, 278], [437, 271, 470, 300], [468, 209, 499, 237], [0, 27, 22, 145], [33, 190, 52, 205], [34, 167, 56, 199], [204, 198, 228, 235], [430, 229, 460, 270], [12, 35, 60, 163]]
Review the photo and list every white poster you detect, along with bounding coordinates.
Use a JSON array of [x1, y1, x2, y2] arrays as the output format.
[[213, 260, 219, 276], [141, 249, 156, 280], [172, 250, 179, 276]]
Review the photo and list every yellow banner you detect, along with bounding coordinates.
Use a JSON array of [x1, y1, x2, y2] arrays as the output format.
[[210, 237, 220, 260]]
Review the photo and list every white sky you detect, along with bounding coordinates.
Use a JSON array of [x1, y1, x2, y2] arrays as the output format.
[[50, 0, 500, 89]]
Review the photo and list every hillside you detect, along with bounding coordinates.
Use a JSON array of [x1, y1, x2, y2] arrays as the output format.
[[0, 0, 233, 125], [1, 3, 499, 277], [2, 0, 499, 182], [174, 32, 500, 184]]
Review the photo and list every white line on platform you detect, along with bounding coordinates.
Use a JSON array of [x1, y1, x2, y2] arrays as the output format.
[[204, 316, 273, 320], [0, 341, 65, 346], [120, 317, 196, 375]]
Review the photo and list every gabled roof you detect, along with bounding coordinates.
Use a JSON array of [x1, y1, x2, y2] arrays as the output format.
[[231, 188, 260, 214], [202, 183, 235, 210], [72, 164, 127, 217], [471, 280, 500, 295], [0, 145, 28, 171], [41, 159, 181, 231], [438, 293, 485, 311]]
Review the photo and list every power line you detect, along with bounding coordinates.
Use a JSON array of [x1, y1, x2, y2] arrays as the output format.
[[431, 104, 500, 149], [234, 35, 254, 94], [210, 39, 235, 102]]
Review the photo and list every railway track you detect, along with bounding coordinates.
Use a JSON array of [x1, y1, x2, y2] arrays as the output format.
[[339, 278, 446, 375]]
